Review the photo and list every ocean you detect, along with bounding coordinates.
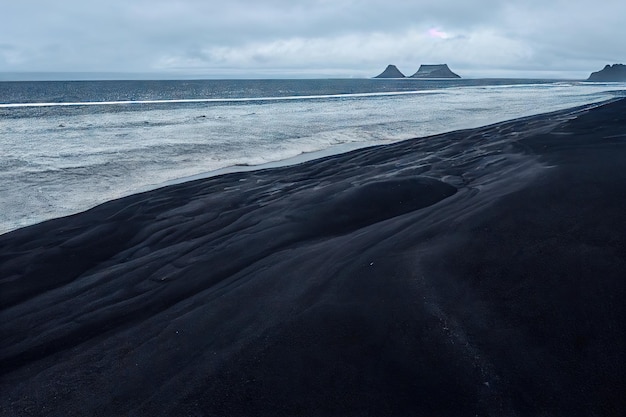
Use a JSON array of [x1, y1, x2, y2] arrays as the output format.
[[1, 78, 624, 235]]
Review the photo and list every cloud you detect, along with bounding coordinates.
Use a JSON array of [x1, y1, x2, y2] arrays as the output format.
[[428, 29, 450, 40], [0, 44, 24, 66], [155, 27, 534, 78], [0, 0, 624, 77]]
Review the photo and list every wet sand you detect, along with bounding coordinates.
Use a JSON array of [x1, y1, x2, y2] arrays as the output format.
[[1, 98, 625, 416]]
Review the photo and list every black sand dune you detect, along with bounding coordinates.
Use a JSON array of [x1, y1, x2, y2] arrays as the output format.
[[1, 99, 625, 416]]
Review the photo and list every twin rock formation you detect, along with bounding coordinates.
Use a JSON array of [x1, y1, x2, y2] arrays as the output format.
[[375, 64, 460, 79]]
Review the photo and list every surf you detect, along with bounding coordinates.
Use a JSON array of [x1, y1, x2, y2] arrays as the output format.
[[0, 90, 441, 108]]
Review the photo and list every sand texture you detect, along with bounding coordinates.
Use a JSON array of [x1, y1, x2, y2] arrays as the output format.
[[1, 99, 625, 416]]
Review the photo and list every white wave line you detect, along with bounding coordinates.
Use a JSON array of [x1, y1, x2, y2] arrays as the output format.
[[0, 90, 440, 108]]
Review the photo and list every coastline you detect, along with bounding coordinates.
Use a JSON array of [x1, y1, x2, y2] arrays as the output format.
[[1, 79, 622, 236], [1, 98, 625, 416]]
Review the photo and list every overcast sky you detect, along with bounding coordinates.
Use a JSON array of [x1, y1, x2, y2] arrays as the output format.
[[1, 0, 624, 79]]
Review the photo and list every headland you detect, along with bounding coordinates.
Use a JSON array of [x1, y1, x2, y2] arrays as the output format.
[[587, 64, 626, 81]]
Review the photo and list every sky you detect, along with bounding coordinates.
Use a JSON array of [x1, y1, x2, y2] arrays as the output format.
[[1, 0, 624, 79]]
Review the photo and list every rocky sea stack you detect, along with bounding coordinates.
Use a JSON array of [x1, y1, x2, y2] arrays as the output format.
[[410, 64, 460, 78], [587, 64, 626, 81], [373, 64, 406, 78]]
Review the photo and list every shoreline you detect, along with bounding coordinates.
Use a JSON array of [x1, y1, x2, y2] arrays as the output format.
[[1, 83, 623, 237], [1, 98, 625, 416], [162, 96, 621, 185]]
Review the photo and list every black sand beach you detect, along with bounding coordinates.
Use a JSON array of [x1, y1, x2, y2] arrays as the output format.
[[1, 99, 625, 416]]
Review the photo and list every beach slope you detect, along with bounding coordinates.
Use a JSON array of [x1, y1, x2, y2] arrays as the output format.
[[1, 99, 625, 416]]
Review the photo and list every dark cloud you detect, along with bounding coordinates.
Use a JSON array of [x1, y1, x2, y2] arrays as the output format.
[[1, 0, 624, 78]]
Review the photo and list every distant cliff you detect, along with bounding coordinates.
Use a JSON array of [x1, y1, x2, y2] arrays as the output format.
[[374, 65, 406, 78], [587, 64, 626, 81], [410, 64, 460, 79]]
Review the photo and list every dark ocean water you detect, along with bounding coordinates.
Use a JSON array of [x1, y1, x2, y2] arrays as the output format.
[[1, 78, 624, 233], [0, 78, 561, 104]]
